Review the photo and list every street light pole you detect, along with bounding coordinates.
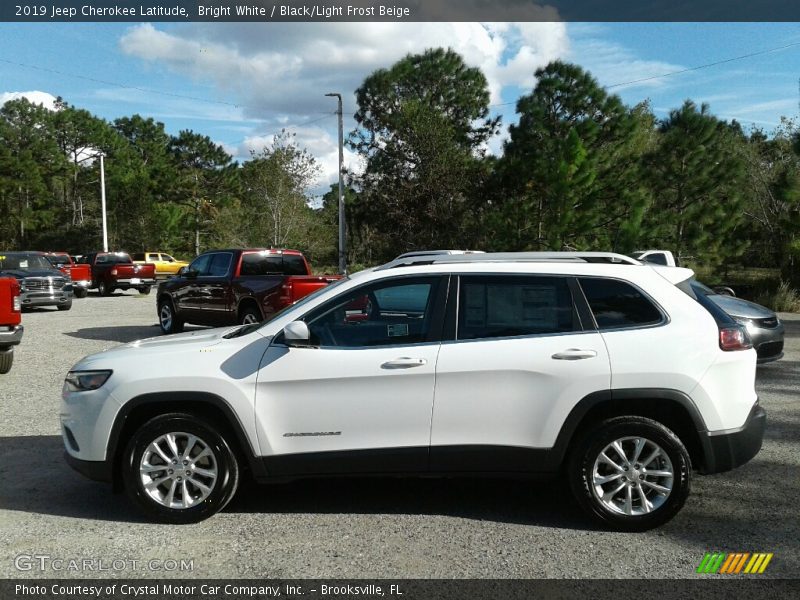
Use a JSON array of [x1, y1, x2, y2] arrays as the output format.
[[99, 153, 108, 252], [325, 92, 346, 275]]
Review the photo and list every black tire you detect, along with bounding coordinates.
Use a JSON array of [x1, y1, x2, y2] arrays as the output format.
[[238, 305, 262, 325], [73, 287, 88, 299], [0, 348, 13, 374], [158, 298, 184, 334], [122, 413, 239, 524], [98, 281, 114, 296], [57, 300, 73, 311], [139, 286, 152, 295], [568, 416, 691, 531]]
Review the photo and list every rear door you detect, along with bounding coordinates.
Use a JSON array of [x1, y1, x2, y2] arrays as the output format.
[[430, 274, 611, 472], [193, 252, 235, 324]]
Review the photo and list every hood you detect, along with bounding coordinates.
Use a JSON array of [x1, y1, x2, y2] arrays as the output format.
[[0, 268, 64, 279], [709, 295, 775, 319]]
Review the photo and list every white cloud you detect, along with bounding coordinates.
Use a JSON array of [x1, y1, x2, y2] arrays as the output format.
[[0, 90, 59, 110], [119, 22, 568, 186]]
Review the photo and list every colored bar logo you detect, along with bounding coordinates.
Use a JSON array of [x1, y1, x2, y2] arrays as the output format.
[[697, 552, 773, 574]]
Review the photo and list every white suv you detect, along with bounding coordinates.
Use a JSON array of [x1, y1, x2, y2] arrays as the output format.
[[61, 252, 765, 530]]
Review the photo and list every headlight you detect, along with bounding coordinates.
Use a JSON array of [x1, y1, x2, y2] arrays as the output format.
[[64, 370, 112, 392]]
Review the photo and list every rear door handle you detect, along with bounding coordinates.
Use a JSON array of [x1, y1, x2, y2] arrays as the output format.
[[381, 357, 427, 369], [551, 349, 598, 361]]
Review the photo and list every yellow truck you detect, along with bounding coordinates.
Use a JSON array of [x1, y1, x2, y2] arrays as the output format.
[[131, 252, 190, 279]]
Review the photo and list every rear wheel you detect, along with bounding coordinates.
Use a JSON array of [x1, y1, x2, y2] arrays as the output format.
[[0, 348, 13, 374], [158, 299, 184, 334], [122, 413, 239, 523], [568, 416, 691, 531], [139, 286, 152, 295], [97, 281, 114, 296]]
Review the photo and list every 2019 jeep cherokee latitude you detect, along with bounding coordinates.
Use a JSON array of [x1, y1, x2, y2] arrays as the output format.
[[61, 252, 764, 530]]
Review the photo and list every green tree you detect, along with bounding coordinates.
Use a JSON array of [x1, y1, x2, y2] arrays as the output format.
[[644, 101, 747, 267], [169, 130, 236, 255], [490, 61, 652, 252], [238, 130, 322, 254], [349, 48, 498, 259]]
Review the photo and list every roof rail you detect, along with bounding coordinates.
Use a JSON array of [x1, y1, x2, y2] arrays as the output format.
[[377, 251, 641, 270], [395, 249, 485, 259]]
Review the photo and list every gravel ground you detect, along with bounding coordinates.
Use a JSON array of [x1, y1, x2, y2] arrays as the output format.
[[0, 290, 798, 579]]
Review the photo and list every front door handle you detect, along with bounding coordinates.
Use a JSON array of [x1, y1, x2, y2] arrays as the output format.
[[551, 349, 598, 361], [381, 357, 427, 369]]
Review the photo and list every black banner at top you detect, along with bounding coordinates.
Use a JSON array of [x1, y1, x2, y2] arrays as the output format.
[[2, 0, 800, 23]]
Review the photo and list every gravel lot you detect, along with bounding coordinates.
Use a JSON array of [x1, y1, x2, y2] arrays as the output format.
[[1, 290, 798, 579]]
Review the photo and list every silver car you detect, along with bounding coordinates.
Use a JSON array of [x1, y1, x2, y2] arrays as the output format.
[[690, 280, 784, 363]]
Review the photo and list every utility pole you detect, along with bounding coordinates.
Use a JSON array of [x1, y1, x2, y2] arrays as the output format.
[[325, 92, 346, 275], [99, 153, 108, 252]]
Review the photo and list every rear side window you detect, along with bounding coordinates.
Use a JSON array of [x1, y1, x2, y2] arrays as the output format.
[[458, 275, 578, 340], [131, 253, 144, 261], [240, 253, 308, 276], [579, 278, 663, 330]]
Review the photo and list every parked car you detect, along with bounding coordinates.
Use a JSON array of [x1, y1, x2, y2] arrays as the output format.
[[0, 251, 73, 311], [132, 252, 189, 279], [62, 252, 763, 529], [156, 248, 341, 334], [45, 252, 92, 298], [629, 250, 678, 267], [80, 252, 157, 296], [0, 276, 23, 374], [681, 278, 784, 363]]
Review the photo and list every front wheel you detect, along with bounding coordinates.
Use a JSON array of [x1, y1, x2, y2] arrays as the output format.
[[158, 299, 184, 334], [122, 413, 239, 523], [0, 348, 13, 374], [568, 416, 691, 531]]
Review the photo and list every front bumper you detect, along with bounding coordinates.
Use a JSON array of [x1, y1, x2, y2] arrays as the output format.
[[0, 324, 23, 347], [701, 403, 766, 474], [21, 290, 72, 307], [64, 451, 112, 482]]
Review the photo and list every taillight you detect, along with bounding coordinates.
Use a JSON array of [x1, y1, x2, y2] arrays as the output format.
[[111, 268, 118, 276], [719, 325, 752, 351], [10, 280, 21, 312]]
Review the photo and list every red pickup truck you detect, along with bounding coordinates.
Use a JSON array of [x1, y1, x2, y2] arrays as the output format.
[[45, 252, 92, 298], [79, 252, 157, 296], [156, 248, 341, 334], [0, 277, 23, 374]]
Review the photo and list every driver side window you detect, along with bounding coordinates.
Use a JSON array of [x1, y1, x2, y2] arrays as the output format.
[[305, 277, 442, 348]]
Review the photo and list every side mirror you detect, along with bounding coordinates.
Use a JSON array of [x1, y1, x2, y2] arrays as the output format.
[[283, 321, 311, 347], [176, 266, 186, 276], [184, 268, 198, 279]]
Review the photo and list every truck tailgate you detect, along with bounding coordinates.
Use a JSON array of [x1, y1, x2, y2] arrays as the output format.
[[284, 275, 342, 303]]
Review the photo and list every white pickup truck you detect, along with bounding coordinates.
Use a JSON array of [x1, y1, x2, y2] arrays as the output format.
[[630, 250, 678, 267]]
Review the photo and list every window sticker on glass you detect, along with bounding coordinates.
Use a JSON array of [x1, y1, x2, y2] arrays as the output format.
[[387, 323, 409, 337], [20, 260, 28, 268]]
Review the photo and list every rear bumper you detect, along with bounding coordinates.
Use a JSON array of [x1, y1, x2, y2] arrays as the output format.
[[114, 278, 156, 288], [701, 403, 766, 474], [0, 324, 23, 347]]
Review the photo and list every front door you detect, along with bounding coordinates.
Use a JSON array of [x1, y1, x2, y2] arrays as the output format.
[[254, 275, 448, 476]]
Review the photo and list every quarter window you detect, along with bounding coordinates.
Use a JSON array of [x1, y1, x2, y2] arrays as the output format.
[[457, 276, 578, 340], [579, 278, 663, 329], [304, 278, 441, 348]]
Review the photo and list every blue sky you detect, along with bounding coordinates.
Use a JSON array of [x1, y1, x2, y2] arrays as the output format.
[[1, 22, 798, 190]]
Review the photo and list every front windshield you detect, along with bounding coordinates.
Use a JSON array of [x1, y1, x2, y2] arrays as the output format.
[[0, 254, 55, 271]]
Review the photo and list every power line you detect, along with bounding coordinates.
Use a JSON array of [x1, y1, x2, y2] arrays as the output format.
[[489, 39, 800, 109], [606, 40, 800, 89]]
